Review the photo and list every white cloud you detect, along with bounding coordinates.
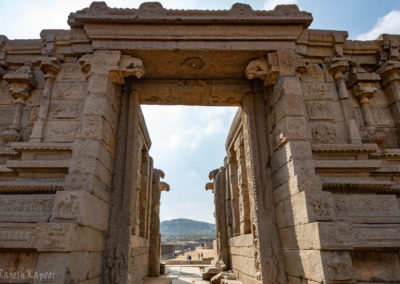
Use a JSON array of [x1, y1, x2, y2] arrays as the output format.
[[263, 0, 298, 10], [142, 106, 237, 152], [356, 10, 400, 40]]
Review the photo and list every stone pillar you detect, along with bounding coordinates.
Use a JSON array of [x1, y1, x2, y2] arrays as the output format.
[[245, 50, 354, 284], [235, 135, 251, 234], [329, 59, 362, 143], [207, 168, 230, 268], [52, 50, 145, 284], [347, 64, 384, 144], [227, 150, 240, 236], [29, 57, 60, 142], [377, 61, 400, 144], [149, 168, 169, 277], [2, 64, 36, 143]]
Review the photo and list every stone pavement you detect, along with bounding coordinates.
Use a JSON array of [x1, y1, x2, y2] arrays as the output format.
[[143, 266, 210, 284]]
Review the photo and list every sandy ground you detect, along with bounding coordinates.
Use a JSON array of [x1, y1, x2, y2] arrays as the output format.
[[172, 247, 216, 261]]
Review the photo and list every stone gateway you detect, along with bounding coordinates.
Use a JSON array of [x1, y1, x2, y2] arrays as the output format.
[[0, 2, 400, 284]]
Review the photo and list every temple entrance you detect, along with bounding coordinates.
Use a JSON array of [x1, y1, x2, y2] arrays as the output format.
[[100, 73, 286, 284]]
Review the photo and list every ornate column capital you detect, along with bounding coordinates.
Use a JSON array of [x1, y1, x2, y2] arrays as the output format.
[[245, 53, 279, 86], [347, 64, 380, 103], [40, 57, 61, 79], [78, 50, 145, 83], [328, 59, 349, 81], [4, 64, 36, 103], [376, 61, 400, 88], [159, 182, 170, 192]]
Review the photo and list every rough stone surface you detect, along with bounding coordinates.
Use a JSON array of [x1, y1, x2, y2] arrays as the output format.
[[0, 2, 399, 284]]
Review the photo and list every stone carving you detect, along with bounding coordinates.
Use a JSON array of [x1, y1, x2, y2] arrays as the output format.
[[30, 224, 67, 250], [311, 124, 337, 143], [79, 51, 145, 84], [306, 101, 334, 120], [50, 101, 79, 119], [245, 52, 280, 86], [0, 195, 54, 222], [182, 57, 204, 70], [53, 193, 79, 220]]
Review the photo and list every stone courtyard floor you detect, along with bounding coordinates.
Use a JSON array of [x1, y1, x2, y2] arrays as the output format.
[[142, 266, 210, 284]]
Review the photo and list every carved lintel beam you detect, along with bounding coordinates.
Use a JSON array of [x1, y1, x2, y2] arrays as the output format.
[[30, 58, 61, 142], [78, 51, 145, 83], [2, 64, 36, 143]]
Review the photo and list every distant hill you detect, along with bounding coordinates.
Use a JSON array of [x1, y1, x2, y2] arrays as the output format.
[[160, 218, 216, 242]]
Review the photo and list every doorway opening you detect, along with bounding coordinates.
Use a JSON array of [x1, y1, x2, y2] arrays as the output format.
[[141, 105, 238, 281]]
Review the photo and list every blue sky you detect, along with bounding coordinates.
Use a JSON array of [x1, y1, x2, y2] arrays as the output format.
[[1, 0, 400, 223]]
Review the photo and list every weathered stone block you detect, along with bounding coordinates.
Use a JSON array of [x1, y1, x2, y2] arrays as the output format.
[[31, 223, 105, 252], [51, 191, 109, 231], [272, 116, 309, 150], [64, 173, 110, 202]]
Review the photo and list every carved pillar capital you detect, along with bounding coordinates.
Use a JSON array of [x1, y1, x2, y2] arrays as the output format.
[[328, 59, 349, 81], [347, 65, 380, 104], [205, 182, 214, 193], [40, 57, 61, 79], [376, 61, 400, 88], [245, 50, 306, 86], [245, 53, 279, 86], [78, 50, 145, 83], [159, 181, 170, 192], [4, 64, 36, 102]]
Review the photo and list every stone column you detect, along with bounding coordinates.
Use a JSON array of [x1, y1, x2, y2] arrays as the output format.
[[227, 150, 240, 236], [329, 59, 362, 143], [207, 168, 230, 268], [235, 135, 251, 234], [149, 168, 169, 277], [2, 64, 36, 143], [377, 61, 400, 144], [347, 65, 384, 144], [29, 57, 60, 142], [53, 50, 145, 284], [245, 50, 354, 283]]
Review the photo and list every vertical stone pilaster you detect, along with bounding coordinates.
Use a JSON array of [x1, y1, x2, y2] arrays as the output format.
[[377, 61, 400, 145], [2, 64, 36, 143], [329, 60, 362, 143], [207, 167, 230, 268], [149, 168, 169, 277], [29, 58, 60, 142], [347, 64, 384, 145]]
